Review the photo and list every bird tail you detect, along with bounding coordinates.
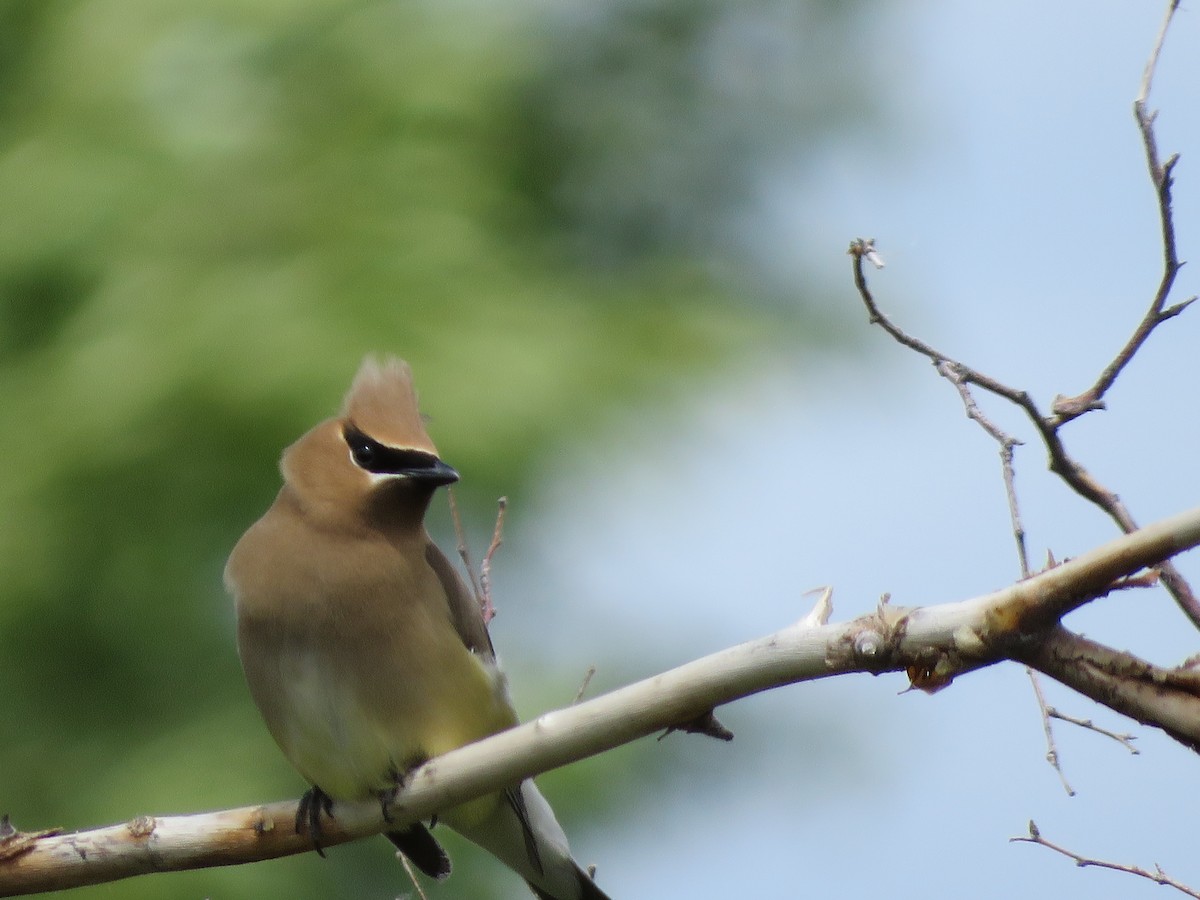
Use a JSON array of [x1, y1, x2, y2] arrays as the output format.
[[526, 861, 614, 900], [447, 780, 612, 900], [385, 823, 451, 879]]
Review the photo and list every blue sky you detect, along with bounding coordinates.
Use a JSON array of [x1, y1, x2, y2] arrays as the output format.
[[492, 2, 1200, 897]]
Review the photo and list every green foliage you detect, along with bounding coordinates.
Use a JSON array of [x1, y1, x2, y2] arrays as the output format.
[[0, 0, 869, 896]]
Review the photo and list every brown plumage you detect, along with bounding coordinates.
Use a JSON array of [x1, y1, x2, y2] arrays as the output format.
[[225, 357, 611, 899]]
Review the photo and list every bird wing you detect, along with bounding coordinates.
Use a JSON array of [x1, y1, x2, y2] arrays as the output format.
[[424, 540, 496, 661], [423, 540, 560, 886]]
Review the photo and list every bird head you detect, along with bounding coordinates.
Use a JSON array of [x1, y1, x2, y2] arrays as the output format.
[[279, 357, 459, 527]]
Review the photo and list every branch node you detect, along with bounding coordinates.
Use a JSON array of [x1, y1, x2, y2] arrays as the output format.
[[854, 630, 884, 662], [0, 817, 61, 863], [1050, 393, 1107, 418], [127, 817, 156, 839], [847, 237, 885, 269]]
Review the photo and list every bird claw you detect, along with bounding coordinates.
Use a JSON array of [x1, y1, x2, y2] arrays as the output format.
[[296, 786, 335, 857]]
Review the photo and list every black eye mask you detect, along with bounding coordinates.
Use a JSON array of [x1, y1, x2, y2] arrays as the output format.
[[343, 425, 441, 475]]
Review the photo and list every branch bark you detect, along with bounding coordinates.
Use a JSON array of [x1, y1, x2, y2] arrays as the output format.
[[5, 506, 1200, 896]]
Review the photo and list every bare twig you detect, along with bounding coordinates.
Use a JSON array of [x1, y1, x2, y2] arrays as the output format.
[[1045, 708, 1139, 755], [846, 0, 1200, 629], [396, 853, 431, 900], [1054, 0, 1189, 422], [1012, 820, 1200, 899], [934, 360, 1030, 577], [1016, 625, 1200, 755], [447, 488, 485, 602], [846, 241, 1200, 627], [447, 491, 508, 623], [573, 666, 597, 705], [846, 240, 1035, 411], [1025, 668, 1074, 796], [479, 497, 508, 624]]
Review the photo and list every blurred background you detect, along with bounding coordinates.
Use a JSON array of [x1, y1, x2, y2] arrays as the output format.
[[1, 0, 1199, 898]]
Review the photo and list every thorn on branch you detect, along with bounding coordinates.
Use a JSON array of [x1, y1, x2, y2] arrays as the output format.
[[1163, 296, 1196, 319], [1109, 569, 1160, 592], [799, 586, 834, 627], [658, 710, 735, 743]]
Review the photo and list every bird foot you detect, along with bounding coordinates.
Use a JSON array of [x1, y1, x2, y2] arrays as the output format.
[[296, 785, 336, 857], [379, 756, 430, 824]]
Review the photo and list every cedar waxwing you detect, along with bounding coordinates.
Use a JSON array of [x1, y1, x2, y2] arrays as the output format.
[[225, 357, 611, 900]]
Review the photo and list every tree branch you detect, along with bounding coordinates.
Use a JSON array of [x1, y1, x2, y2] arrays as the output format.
[[847, 238, 1200, 628], [1054, 0, 1188, 421], [5, 506, 1200, 895], [1012, 820, 1200, 900], [1016, 626, 1200, 754], [847, 0, 1200, 631]]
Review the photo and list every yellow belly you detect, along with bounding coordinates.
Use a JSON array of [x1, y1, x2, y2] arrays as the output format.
[[271, 641, 516, 802]]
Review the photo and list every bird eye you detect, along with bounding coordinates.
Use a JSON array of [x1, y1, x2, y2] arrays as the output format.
[[344, 427, 380, 469], [351, 441, 375, 467]]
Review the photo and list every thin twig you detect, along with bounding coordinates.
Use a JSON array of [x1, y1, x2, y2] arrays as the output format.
[[924, 304, 1072, 786], [849, 241, 1200, 628], [934, 360, 1030, 576], [1138, 0, 1180, 104], [1045, 708, 1139, 755], [1012, 820, 1200, 899], [1025, 668, 1075, 796], [573, 666, 597, 705], [396, 853, 431, 900], [846, 0, 1200, 630], [847, 241, 1035, 412], [479, 497, 508, 625], [1016, 624, 1200, 755], [447, 487, 485, 603], [1053, 0, 1188, 421]]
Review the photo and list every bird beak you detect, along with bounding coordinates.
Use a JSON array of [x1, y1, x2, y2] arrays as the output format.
[[404, 458, 459, 487]]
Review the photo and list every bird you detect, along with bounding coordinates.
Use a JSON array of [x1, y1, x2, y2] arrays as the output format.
[[225, 356, 612, 900]]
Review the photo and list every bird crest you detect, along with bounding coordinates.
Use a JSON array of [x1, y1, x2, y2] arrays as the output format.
[[341, 356, 438, 455]]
